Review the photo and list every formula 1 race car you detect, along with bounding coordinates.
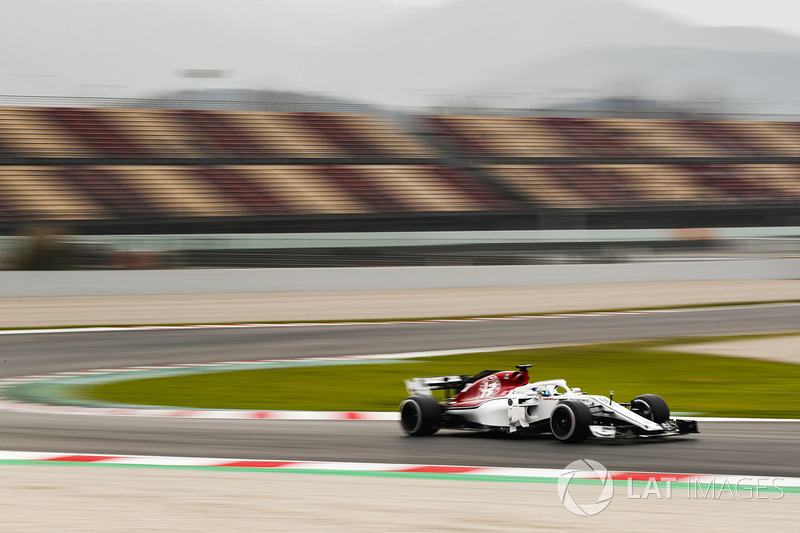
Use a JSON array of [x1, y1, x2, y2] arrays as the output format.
[[399, 364, 698, 442]]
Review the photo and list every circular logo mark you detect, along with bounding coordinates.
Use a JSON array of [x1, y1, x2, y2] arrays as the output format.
[[557, 459, 614, 517], [478, 375, 501, 398]]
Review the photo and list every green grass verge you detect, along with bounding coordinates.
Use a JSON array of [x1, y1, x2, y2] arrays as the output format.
[[78, 334, 800, 417], [4, 299, 799, 331]]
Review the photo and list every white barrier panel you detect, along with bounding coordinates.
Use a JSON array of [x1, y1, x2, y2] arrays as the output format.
[[2, 227, 799, 253], [2, 259, 799, 297]]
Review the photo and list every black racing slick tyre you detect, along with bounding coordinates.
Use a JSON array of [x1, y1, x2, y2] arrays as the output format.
[[550, 401, 592, 443], [399, 396, 442, 436], [631, 394, 670, 424]]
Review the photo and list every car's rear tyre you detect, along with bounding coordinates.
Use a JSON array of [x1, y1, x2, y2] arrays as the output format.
[[399, 396, 442, 436], [631, 394, 670, 423], [550, 401, 592, 443]]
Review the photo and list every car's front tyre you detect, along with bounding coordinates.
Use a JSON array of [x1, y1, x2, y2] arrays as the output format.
[[399, 396, 442, 436], [550, 401, 592, 443], [631, 394, 670, 423]]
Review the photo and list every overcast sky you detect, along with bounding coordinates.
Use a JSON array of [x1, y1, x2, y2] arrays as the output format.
[[388, 0, 800, 36], [5, 0, 800, 106], [632, 0, 800, 35]]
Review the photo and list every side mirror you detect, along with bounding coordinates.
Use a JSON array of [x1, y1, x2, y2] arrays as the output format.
[[572, 388, 582, 393]]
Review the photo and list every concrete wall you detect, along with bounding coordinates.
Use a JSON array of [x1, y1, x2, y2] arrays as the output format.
[[2, 259, 799, 297]]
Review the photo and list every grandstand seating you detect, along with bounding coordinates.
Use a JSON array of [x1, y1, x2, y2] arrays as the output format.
[[0, 164, 507, 220], [0, 166, 107, 220], [0, 107, 97, 157], [106, 166, 244, 218], [0, 106, 799, 226], [487, 164, 800, 208], [0, 107, 433, 160], [425, 115, 800, 158]]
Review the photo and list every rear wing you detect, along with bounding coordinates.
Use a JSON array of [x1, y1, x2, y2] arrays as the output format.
[[404, 375, 471, 396]]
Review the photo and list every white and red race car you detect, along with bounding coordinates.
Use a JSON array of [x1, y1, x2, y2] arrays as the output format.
[[399, 364, 698, 442]]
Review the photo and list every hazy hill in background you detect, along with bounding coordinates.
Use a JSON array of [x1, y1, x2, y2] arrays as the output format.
[[3, 0, 800, 113], [317, 0, 800, 110], [480, 47, 800, 113]]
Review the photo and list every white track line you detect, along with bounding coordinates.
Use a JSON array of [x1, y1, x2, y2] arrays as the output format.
[[1, 451, 799, 488], [0, 309, 679, 336], [3, 303, 798, 337]]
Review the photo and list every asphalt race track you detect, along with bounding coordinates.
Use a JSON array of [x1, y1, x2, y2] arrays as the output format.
[[1, 304, 799, 477]]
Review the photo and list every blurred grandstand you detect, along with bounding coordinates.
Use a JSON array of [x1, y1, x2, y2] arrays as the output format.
[[0, 94, 799, 268]]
